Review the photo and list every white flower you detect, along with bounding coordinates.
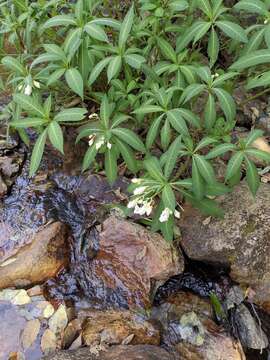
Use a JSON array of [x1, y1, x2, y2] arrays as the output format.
[[264, 19, 268, 24], [133, 186, 147, 195], [107, 142, 112, 149], [88, 134, 96, 147], [174, 209, 181, 219], [127, 199, 138, 209], [33, 80, 41, 88], [144, 201, 153, 216], [214, 73, 219, 78], [18, 84, 23, 91], [131, 178, 142, 184], [134, 201, 153, 216], [134, 204, 146, 215], [159, 207, 172, 223], [24, 84, 32, 96], [96, 136, 105, 150]]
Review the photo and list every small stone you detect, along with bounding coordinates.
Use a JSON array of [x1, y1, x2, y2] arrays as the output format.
[[41, 329, 57, 355], [69, 334, 82, 350], [27, 286, 43, 297], [8, 351, 25, 360], [48, 304, 68, 334], [62, 319, 81, 349], [21, 319, 40, 350], [43, 304, 55, 319], [12, 290, 31, 305], [18, 308, 35, 321]]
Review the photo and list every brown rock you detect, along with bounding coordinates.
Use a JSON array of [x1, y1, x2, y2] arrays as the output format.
[[62, 319, 81, 349], [80, 309, 160, 346], [27, 285, 43, 297], [41, 329, 57, 355], [0, 222, 70, 289], [179, 182, 270, 310], [21, 319, 40, 350], [41, 345, 175, 360], [82, 216, 184, 309]]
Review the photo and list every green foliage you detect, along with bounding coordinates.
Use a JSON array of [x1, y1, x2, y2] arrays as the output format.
[[1, 0, 270, 241]]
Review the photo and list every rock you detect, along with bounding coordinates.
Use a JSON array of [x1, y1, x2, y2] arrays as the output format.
[[62, 319, 81, 349], [152, 291, 245, 360], [69, 334, 82, 350], [80, 309, 160, 346], [8, 351, 25, 360], [179, 182, 270, 310], [234, 303, 268, 350], [48, 304, 68, 334], [0, 301, 27, 358], [0, 289, 31, 305], [0, 174, 7, 197], [21, 319, 40, 350], [27, 285, 43, 297], [0, 222, 70, 289], [41, 345, 175, 360], [35, 300, 55, 319], [79, 216, 184, 309], [41, 329, 57, 355]]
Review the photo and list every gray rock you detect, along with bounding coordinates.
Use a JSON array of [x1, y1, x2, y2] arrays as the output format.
[[179, 182, 270, 311]]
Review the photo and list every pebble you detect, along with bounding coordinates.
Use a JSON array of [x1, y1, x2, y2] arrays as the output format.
[[48, 304, 68, 334], [0, 289, 31, 305], [41, 329, 57, 355], [21, 319, 40, 350], [27, 286, 43, 297]]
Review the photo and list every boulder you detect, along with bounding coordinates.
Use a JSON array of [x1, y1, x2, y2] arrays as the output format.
[[41, 345, 175, 360], [80, 309, 160, 346], [179, 182, 270, 310], [0, 222, 70, 289], [152, 291, 245, 360], [79, 216, 184, 309]]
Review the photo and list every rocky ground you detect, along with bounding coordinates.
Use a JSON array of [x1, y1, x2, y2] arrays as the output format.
[[1, 95, 270, 360]]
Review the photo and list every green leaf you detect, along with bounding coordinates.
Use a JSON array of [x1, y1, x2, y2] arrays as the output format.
[[115, 138, 138, 173], [89, 57, 112, 85], [196, 66, 211, 83], [195, 136, 217, 151], [31, 53, 62, 67], [144, 157, 164, 181], [47, 68, 66, 86], [245, 156, 260, 196], [162, 184, 176, 210], [193, 22, 211, 43], [157, 37, 177, 63], [133, 105, 164, 114], [10, 117, 45, 128], [213, 87, 236, 122], [204, 93, 216, 129], [244, 28, 265, 54], [65, 68, 84, 99], [192, 158, 204, 200], [13, 94, 45, 118], [100, 95, 111, 128], [182, 84, 206, 103], [245, 148, 270, 162], [225, 151, 244, 181], [42, 15, 77, 29], [194, 154, 216, 184], [48, 121, 64, 154], [43, 44, 66, 60], [205, 182, 231, 196], [212, 72, 238, 87], [197, 0, 212, 17], [90, 18, 121, 30], [82, 145, 98, 171], [84, 22, 109, 42], [54, 108, 87, 122], [177, 21, 207, 51], [190, 197, 224, 217], [164, 136, 182, 179], [205, 143, 236, 159], [265, 24, 270, 49], [107, 56, 122, 82], [216, 21, 248, 43], [111, 128, 146, 152], [246, 71, 270, 89], [64, 28, 82, 58], [146, 115, 164, 149], [245, 129, 264, 146], [124, 54, 145, 69], [234, 0, 268, 15], [105, 148, 118, 185], [160, 119, 171, 150], [119, 4, 134, 49], [169, 0, 189, 11], [167, 109, 189, 135], [29, 129, 47, 177], [208, 27, 219, 66], [177, 108, 201, 128], [1, 56, 25, 75], [230, 49, 270, 70]]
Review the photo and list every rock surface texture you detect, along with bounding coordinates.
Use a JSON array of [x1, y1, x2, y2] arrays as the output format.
[[179, 182, 270, 310]]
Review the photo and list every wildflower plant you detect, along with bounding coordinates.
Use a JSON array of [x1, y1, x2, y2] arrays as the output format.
[[1, 0, 270, 240]]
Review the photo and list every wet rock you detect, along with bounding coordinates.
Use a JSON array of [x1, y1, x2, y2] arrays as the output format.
[[81, 216, 184, 309], [0, 301, 27, 358], [80, 309, 160, 346], [41, 345, 175, 360], [0, 289, 31, 305], [48, 304, 68, 334], [234, 303, 268, 350], [179, 182, 270, 310], [152, 291, 245, 360], [21, 319, 41, 350], [41, 329, 57, 355], [0, 222, 70, 289]]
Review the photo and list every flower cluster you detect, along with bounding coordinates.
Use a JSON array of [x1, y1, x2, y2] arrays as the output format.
[[88, 134, 112, 150], [18, 80, 40, 96], [159, 208, 180, 222]]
